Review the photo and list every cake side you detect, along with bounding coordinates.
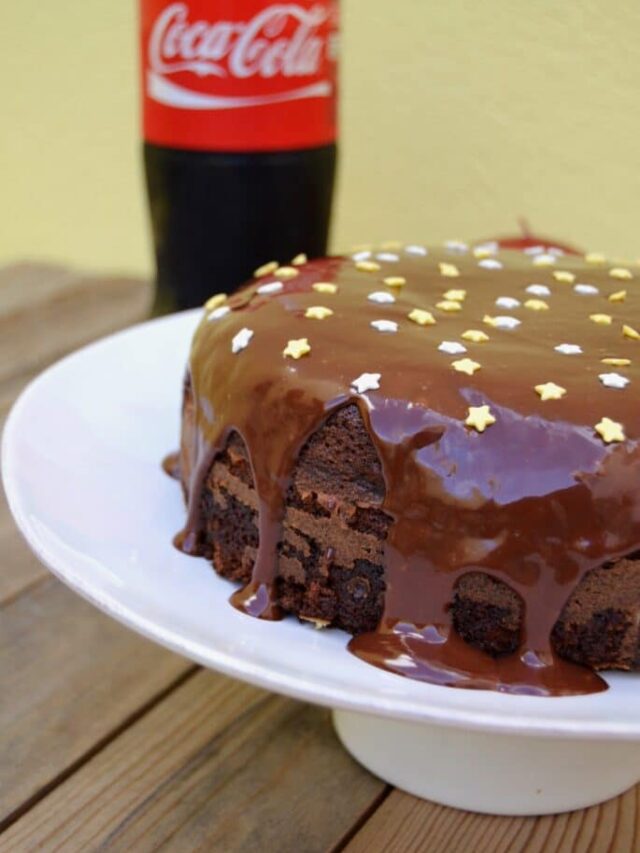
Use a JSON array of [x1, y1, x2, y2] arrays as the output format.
[[181, 387, 640, 671]]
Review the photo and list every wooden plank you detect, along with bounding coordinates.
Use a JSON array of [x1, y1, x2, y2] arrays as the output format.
[[344, 786, 640, 853], [0, 493, 46, 606], [0, 263, 151, 385], [0, 670, 386, 852], [0, 578, 189, 827]]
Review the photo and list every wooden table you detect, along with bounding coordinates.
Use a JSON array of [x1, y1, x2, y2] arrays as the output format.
[[0, 264, 638, 852]]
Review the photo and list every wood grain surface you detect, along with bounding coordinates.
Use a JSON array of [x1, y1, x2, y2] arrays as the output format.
[[0, 264, 638, 852]]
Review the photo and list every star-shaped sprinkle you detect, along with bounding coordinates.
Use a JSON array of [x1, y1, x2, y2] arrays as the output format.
[[371, 319, 398, 333], [439, 262, 460, 277], [574, 284, 599, 295], [483, 315, 521, 329], [473, 243, 498, 258], [439, 341, 467, 355], [257, 281, 284, 295], [478, 258, 503, 270], [495, 296, 520, 309], [553, 270, 576, 283], [462, 329, 490, 343], [351, 372, 381, 393], [283, 338, 311, 359], [610, 267, 633, 281], [436, 299, 462, 312], [452, 358, 481, 375], [532, 254, 556, 266], [305, 306, 333, 320], [535, 382, 567, 401], [232, 327, 254, 353], [526, 284, 551, 297], [555, 343, 582, 355], [609, 290, 627, 303], [312, 282, 338, 294], [623, 324, 640, 340], [356, 260, 381, 272], [204, 293, 227, 311], [352, 250, 371, 261], [253, 261, 278, 278], [291, 253, 307, 265], [590, 314, 612, 325], [524, 298, 549, 311], [602, 357, 631, 366], [376, 252, 400, 262], [408, 308, 436, 326], [405, 244, 428, 256], [465, 405, 496, 432], [274, 266, 299, 279], [599, 372, 630, 389], [368, 291, 395, 304], [585, 252, 606, 265], [207, 305, 230, 321], [384, 276, 406, 288], [443, 289, 466, 301], [595, 417, 625, 443]]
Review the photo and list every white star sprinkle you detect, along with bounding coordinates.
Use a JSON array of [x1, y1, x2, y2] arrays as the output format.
[[479, 258, 503, 270], [368, 291, 396, 304], [438, 341, 467, 355], [405, 244, 428, 256], [376, 252, 400, 262], [474, 242, 498, 256], [370, 319, 399, 333], [526, 284, 551, 297], [532, 253, 557, 266], [445, 240, 469, 254], [351, 372, 381, 394], [207, 305, 230, 321], [523, 245, 545, 255], [231, 327, 254, 353], [573, 283, 599, 295], [351, 250, 372, 261], [599, 373, 630, 390], [555, 343, 582, 355], [495, 296, 521, 309], [257, 281, 284, 295], [492, 316, 521, 329]]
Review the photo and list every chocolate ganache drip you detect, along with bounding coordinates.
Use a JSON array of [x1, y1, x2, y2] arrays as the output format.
[[172, 244, 640, 695]]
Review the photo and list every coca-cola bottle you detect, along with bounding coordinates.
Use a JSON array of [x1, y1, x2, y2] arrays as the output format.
[[140, 1, 339, 312]]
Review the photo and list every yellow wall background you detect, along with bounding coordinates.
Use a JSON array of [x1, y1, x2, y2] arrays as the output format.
[[3, 1, 640, 276]]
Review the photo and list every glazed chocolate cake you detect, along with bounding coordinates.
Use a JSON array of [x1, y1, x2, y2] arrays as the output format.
[[171, 243, 640, 695]]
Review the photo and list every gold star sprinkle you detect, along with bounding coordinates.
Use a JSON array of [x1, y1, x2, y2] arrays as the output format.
[[462, 329, 490, 343], [305, 306, 333, 320], [253, 261, 278, 278], [204, 293, 226, 311], [408, 308, 436, 326], [312, 282, 338, 294], [355, 260, 381, 272], [291, 253, 307, 265], [590, 314, 613, 325], [436, 300, 462, 312], [609, 290, 627, 303], [524, 298, 549, 311], [384, 276, 406, 288], [452, 358, 481, 375], [283, 338, 311, 359], [439, 262, 460, 277], [535, 382, 567, 401], [553, 271, 576, 283], [465, 405, 496, 433], [610, 268, 633, 281], [585, 252, 606, 265], [473, 246, 494, 259], [443, 289, 467, 302], [274, 266, 299, 280], [602, 357, 631, 367], [623, 324, 640, 340], [595, 417, 625, 443]]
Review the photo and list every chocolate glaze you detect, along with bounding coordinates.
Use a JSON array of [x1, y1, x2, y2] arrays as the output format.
[[173, 245, 640, 695]]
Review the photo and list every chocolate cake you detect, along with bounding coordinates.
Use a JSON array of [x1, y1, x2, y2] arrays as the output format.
[[171, 243, 640, 695]]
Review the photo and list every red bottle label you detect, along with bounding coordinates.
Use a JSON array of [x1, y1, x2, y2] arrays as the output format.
[[141, 1, 339, 151]]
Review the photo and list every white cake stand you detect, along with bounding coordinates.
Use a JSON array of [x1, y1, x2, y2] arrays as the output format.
[[3, 311, 640, 816]]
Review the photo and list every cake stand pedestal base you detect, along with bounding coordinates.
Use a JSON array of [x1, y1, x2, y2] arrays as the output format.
[[332, 709, 640, 816]]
